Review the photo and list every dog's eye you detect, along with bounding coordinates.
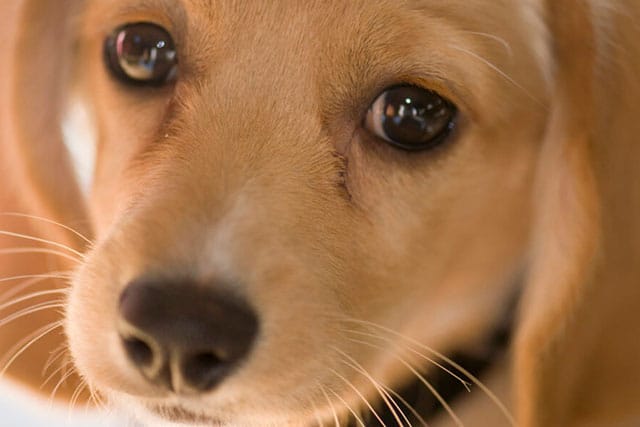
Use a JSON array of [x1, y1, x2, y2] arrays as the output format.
[[365, 86, 457, 151], [104, 23, 177, 86]]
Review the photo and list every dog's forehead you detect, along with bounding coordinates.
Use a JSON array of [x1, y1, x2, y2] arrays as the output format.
[[83, 0, 548, 112], [85, 0, 544, 44]]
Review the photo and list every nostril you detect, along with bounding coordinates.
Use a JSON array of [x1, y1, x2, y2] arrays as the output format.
[[118, 278, 260, 392], [122, 336, 154, 368], [182, 351, 227, 391], [192, 352, 223, 368]]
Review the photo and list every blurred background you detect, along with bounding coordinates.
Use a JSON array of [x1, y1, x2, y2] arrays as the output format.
[[0, 381, 119, 426]]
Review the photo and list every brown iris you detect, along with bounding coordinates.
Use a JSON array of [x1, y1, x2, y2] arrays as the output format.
[[104, 22, 177, 87]]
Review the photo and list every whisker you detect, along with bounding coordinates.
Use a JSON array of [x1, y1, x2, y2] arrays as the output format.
[[383, 386, 430, 427], [447, 45, 542, 106], [42, 343, 69, 378], [0, 247, 82, 264], [344, 318, 515, 426], [0, 230, 85, 259], [327, 387, 366, 427], [88, 386, 107, 411], [0, 272, 72, 286], [332, 346, 408, 427], [318, 383, 342, 427], [0, 300, 66, 329], [89, 393, 103, 411], [0, 289, 67, 312], [42, 359, 73, 390], [0, 212, 92, 246], [346, 329, 470, 391], [349, 338, 464, 427], [0, 272, 71, 304], [309, 397, 327, 427], [0, 321, 63, 378], [329, 367, 387, 427], [49, 368, 77, 404], [462, 31, 513, 57], [69, 381, 88, 415]]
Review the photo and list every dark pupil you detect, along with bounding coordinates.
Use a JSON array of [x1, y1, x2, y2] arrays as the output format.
[[381, 87, 454, 148], [110, 24, 176, 84]]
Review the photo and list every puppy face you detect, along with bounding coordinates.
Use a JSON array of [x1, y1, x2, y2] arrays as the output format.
[[63, 0, 550, 424]]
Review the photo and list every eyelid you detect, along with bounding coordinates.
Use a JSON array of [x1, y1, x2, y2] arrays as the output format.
[[88, 1, 183, 46]]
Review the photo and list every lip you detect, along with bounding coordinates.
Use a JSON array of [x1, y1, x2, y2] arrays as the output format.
[[147, 403, 225, 426]]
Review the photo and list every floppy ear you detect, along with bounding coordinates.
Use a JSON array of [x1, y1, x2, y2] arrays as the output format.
[[2, 0, 89, 246], [0, 0, 92, 399], [515, 1, 640, 426]]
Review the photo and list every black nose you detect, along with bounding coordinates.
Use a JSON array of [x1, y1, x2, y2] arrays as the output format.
[[118, 279, 259, 393]]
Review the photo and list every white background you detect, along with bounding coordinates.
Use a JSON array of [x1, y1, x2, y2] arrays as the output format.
[[0, 381, 120, 427]]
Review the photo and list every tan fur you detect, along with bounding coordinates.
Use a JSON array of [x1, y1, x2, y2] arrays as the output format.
[[0, 0, 639, 425]]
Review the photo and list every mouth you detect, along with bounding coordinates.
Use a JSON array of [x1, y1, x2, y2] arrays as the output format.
[[147, 404, 225, 426]]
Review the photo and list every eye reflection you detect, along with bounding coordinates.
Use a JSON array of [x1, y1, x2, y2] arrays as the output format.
[[105, 22, 178, 86]]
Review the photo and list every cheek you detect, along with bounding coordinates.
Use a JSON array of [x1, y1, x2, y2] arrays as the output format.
[[344, 127, 538, 296], [84, 96, 172, 233], [76, 34, 175, 234], [339, 137, 537, 359]]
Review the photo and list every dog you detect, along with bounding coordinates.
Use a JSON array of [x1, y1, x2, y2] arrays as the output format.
[[1, 0, 640, 426]]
